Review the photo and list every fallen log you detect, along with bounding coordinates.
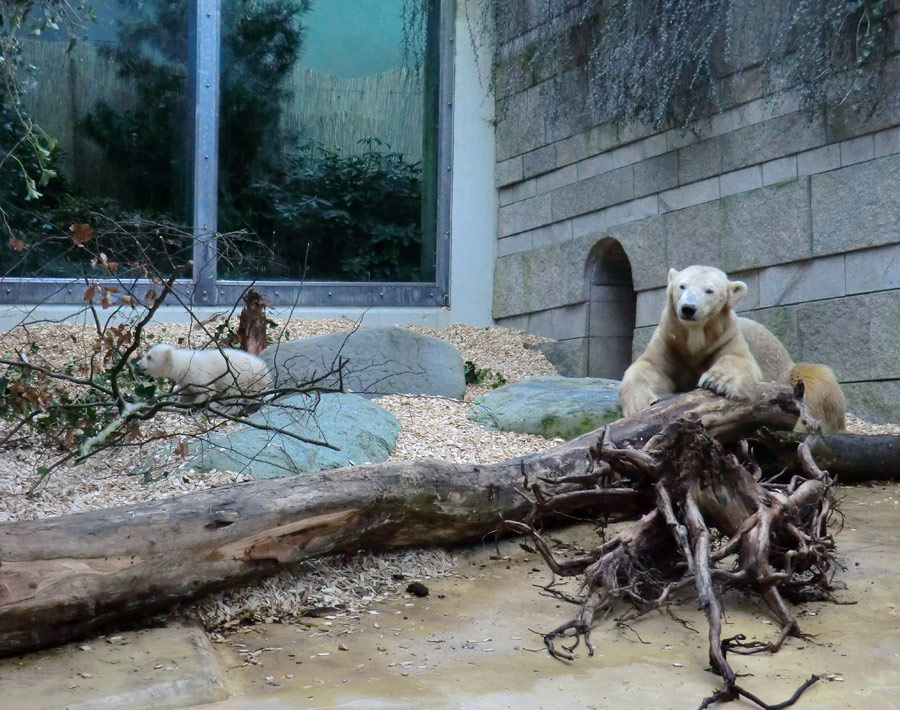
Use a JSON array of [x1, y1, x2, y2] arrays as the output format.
[[765, 431, 900, 484], [0, 385, 798, 656]]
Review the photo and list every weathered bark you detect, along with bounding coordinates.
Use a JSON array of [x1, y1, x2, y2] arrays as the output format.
[[766, 431, 900, 484], [513, 400, 836, 709], [237, 288, 268, 356], [0, 385, 798, 657]]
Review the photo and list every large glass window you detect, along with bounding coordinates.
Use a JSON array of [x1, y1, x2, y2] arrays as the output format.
[[216, 0, 439, 284], [0, 0, 449, 305], [2, 0, 193, 281]]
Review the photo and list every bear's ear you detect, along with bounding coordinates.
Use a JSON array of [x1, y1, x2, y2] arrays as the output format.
[[668, 268, 679, 284], [727, 279, 748, 307]]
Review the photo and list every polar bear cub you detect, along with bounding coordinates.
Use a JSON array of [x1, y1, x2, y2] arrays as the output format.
[[135, 343, 272, 412], [619, 265, 845, 432]]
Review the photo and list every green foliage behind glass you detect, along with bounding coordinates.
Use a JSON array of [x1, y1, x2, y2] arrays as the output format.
[[230, 139, 424, 281], [0, 0, 75, 215], [0, 90, 73, 274], [80, 0, 310, 221], [75, 0, 427, 282]]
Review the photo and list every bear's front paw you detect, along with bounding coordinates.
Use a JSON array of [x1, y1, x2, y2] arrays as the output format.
[[619, 380, 671, 415], [698, 367, 753, 399]]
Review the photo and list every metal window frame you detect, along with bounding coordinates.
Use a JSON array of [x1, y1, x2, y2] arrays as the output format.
[[190, 0, 220, 306], [0, 0, 453, 309]]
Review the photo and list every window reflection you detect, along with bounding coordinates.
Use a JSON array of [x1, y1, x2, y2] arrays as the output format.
[[217, 0, 436, 282], [1, 0, 438, 287], [3, 0, 192, 279]]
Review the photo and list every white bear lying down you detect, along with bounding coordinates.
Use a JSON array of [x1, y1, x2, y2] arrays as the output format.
[[135, 343, 272, 413], [619, 265, 845, 432]]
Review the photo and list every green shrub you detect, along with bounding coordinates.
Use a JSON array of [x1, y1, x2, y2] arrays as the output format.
[[0, 88, 75, 275], [234, 139, 424, 281], [80, 0, 310, 219], [464, 360, 507, 389], [0, 190, 194, 278]]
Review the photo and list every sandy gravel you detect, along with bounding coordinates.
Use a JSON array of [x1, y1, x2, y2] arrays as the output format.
[[845, 412, 900, 436], [0, 320, 559, 520], [0, 315, 893, 630], [0, 318, 561, 628]]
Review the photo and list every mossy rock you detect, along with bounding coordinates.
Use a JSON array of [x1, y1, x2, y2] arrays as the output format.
[[185, 392, 400, 479], [468, 376, 621, 440]]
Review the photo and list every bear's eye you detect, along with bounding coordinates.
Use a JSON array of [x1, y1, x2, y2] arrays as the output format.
[[679, 284, 686, 290], [705, 288, 714, 294]]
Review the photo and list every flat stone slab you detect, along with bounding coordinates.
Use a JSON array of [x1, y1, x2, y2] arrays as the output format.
[[261, 326, 466, 399], [468, 376, 621, 440], [0, 618, 226, 710], [186, 392, 401, 478]]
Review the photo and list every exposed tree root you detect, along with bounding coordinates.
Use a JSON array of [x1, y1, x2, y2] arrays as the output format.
[[506, 411, 837, 708], [0, 385, 803, 656]]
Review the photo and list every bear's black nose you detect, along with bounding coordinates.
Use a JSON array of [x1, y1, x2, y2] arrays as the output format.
[[680, 304, 697, 319]]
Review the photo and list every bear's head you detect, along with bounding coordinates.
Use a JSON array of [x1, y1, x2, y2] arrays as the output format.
[[135, 343, 174, 379], [667, 265, 747, 325]]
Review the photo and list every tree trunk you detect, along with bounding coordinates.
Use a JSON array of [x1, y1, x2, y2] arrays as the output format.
[[3, 383, 898, 661], [237, 288, 268, 355], [0, 386, 798, 656], [766, 431, 900, 484]]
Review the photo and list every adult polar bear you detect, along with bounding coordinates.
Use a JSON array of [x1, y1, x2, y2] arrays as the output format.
[[619, 265, 845, 432]]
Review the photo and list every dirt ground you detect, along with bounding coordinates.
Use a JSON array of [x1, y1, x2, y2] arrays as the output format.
[[0, 483, 898, 710], [182, 482, 900, 710]]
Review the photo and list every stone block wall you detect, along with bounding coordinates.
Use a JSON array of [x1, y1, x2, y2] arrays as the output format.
[[491, 2, 900, 422]]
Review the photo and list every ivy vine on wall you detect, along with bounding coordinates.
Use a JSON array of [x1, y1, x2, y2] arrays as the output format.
[[477, 0, 898, 130]]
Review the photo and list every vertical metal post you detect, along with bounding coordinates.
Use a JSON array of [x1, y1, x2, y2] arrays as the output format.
[[188, 0, 220, 305], [435, 0, 455, 305]]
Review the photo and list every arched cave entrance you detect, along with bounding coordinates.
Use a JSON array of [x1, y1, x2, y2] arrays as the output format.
[[584, 238, 636, 379]]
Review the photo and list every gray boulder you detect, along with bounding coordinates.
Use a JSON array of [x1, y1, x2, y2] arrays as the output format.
[[468, 376, 622, 440], [185, 392, 401, 479], [261, 326, 466, 399]]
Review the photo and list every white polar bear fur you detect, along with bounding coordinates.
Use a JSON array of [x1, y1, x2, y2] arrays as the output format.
[[136, 344, 272, 411], [619, 265, 845, 432]]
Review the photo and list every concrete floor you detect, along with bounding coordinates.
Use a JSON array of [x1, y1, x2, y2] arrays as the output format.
[[2, 483, 899, 710]]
